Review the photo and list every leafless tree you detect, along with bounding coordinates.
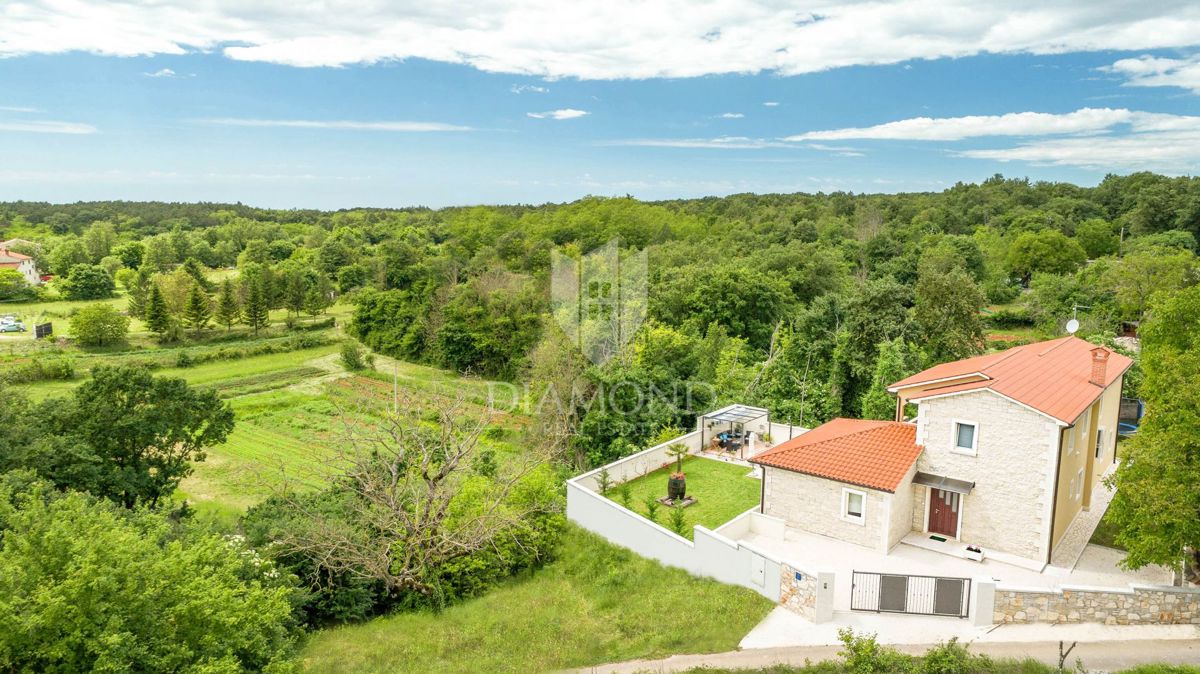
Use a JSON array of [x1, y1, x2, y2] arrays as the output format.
[[268, 393, 558, 597]]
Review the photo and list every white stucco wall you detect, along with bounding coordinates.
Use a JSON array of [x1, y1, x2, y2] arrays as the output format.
[[566, 479, 839, 614], [761, 466, 891, 552], [916, 390, 1061, 562]]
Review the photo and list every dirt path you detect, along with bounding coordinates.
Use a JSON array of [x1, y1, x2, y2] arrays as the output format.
[[571, 639, 1200, 673], [283, 351, 352, 395]]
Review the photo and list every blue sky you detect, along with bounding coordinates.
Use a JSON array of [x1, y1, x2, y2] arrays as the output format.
[[1, 2, 1199, 208]]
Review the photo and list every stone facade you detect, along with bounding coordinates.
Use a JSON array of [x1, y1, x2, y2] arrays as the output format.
[[916, 390, 1060, 561], [911, 482, 927, 531], [887, 465, 916, 550], [779, 562, 817, 620], [762, 467, 889, 551], [994, 585, 1200, 625]]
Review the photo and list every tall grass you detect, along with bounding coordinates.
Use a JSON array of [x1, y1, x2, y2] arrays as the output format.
[[298, 526, 774, 674]]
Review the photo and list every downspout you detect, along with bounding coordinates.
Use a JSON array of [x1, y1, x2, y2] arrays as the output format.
[[1046, 429, 1065, 565], [759, 467, 766, 514]]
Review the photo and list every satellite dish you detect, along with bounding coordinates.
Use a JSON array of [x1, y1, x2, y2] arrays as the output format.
[[1065, 318, 1080, 334]]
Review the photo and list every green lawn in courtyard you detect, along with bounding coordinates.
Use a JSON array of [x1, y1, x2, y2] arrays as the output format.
[[604, 455, 761, 539], [298, 526, 774, 674]]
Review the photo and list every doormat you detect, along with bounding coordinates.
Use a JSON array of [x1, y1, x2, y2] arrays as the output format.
[[929, 535, 947, 542]]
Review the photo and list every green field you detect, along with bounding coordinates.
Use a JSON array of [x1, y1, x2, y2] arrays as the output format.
[[298, 526, 774, 674], [13, 342, 340, 400], [178, 390, 344, 520], [605, 455, 762, 539]]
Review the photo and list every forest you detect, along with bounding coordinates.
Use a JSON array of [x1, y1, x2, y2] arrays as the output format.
[[4, 172, 1197, 462], [1, 171, 1199, 672]]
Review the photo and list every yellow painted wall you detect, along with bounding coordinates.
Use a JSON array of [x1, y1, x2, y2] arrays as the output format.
[[1051, 377, 1124, 550]]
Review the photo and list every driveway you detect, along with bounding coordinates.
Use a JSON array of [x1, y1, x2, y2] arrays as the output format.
[[737, 527, 1174, 613], [571, 636, 1200, 673]]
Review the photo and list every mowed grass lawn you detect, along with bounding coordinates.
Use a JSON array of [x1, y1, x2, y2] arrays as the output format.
[[605, 455, 762, 539], [299, 526, 774, 674]]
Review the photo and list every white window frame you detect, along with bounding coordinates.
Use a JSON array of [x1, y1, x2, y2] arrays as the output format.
[[1095, 427, 1106, 460], [951, 419, 979, 456], [1066, 427, 1077, 455], [841, 487, 867, 526], [1070, 468, 1085, 501]]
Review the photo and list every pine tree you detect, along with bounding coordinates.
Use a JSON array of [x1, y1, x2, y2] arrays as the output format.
[[144, 282, 172, 339], [126, 274, 150, 320], [241, 279, 270, 335], [215, 278, 240, 330], [284, 273, 306, 316], [183, 283, 211, 336], [182, 257, 213, 292]]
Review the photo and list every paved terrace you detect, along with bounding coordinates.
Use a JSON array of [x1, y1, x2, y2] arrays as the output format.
[[738, 527, 1174, 613]]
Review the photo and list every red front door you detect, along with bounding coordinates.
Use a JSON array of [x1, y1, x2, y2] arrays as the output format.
[[928, 489, 960, 538]]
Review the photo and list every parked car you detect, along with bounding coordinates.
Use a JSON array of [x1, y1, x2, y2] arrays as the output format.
[[0, 321, 26, 333]]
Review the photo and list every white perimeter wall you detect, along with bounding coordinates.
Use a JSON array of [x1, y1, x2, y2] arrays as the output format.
[[571, 431, 703, 492], [566, 424, 830, 619]]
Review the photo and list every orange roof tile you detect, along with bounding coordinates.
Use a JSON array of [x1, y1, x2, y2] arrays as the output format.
[[0, 249, 32, 262], [750, 418, 921, 492], [890, 336, 1133, 425]]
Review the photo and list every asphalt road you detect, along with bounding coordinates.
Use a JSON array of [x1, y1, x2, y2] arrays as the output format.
[[573, 639, 1200, 673]]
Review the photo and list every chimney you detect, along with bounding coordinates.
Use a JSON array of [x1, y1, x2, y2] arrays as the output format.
[[1090, 347, 1110, 386]]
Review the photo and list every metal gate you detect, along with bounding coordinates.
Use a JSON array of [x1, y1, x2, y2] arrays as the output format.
[[850, 571, 971, 618]]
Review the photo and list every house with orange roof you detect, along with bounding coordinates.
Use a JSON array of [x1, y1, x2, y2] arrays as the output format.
[[750, 336, 1132, 568], [0, 248, 40, 286]]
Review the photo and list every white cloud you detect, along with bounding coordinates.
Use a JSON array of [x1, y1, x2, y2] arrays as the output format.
[[0, 120, 96, 134], [718, 112, 744, 119], [762, 101, 780, 107], [144, 68, 178, 78], [786, 108, 1146, 141], [785, 107, 1200, 172], [196, 118, 472, 131], [958, 130, 1200, 171], [526, 108, 588, 120], [2, 2, 1200, 79], [1102, 54, 1200, 94], [510, 84, 548, 94], [0, 105, 39, 113], [805, 143, 866, 157], [606, 136, 783, 149]]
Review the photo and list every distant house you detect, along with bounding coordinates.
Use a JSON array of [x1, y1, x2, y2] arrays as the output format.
[[752, 336, 1131, 568], [0, 238, 37, 250], [0, 248, 40, 286]]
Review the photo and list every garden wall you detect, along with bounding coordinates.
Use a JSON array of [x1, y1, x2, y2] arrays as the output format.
[[566, 471, 834, 621], [993, 583, 1200, 625]]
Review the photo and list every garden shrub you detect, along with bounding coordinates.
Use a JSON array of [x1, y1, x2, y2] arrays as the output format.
[[0, 357, 75, 385], [919, 638, 993, 674], [983, 307, 1034, 329], [838, 629, 914, 674]]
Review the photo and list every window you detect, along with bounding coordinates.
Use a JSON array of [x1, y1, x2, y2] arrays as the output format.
[[1095, 428, 1105, 459], [842, 488, 866, 525], [953, 421, 977, 455], [1066, 428, 1076, 455], [1070, 469, 1085, 501]]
